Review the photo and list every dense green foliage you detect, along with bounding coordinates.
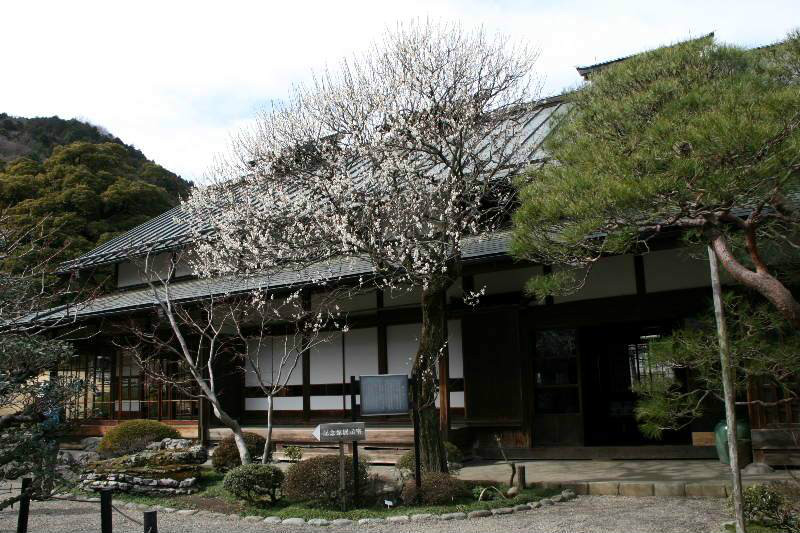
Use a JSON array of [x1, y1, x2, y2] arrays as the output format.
[[0, 130, 190, 271], [737, 484, 800, 532], [400, 472, 470, 505], [512, 32, 800, 317], [223, 463, 284, 504], [634, 294, 800, 438], [0, 113, 135, 164], [282, 455, 369, 507], [212, 432, 268, 472], [97, 419, 180, 457], [396, 442, 463, 481]]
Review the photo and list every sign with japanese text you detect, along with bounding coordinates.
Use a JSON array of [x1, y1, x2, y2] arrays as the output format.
[[312, 422, 366, 442]]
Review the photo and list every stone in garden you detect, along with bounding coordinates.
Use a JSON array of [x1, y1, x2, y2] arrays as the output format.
[[540, 498, 554, 506], [358, 518, 384, 525], [528, 501, 542, 509], [410, 513, 434, 521], [263, 517, 282, 524], [506, 486, 519, 497], [330, 519, 353, 526], [160, 507, 177, 513], [439, 512, 467, 520], [386, 515, 409, 522], [307, 518, 329, 526], [177, 509, 198, 515], [513, 504, 530, 512], [283, 517, 306, 526], [467, 510, 492, 519], [492, 507, 514, 515], [742, 463, 775, 475], [244, 515, 262, 521], [561, 489, 576, 500], [551, 494, 564, 502], [81, 437, 102, 452], [179, 477, 196, 488]]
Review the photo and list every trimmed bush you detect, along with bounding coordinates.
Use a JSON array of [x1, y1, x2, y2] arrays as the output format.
[[282, 455, 369, 507], [212, 432, 268, 473], [396, 442, 464, 480], [284, 445, 303, 462], [223, 464, 284, 504], [738, 484, 799, 531], [97, 420, 180, 457], [401, 472, 470, 505]]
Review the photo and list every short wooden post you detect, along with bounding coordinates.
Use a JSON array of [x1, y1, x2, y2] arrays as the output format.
[[143, 510, 158, 533], [16, 478, 31, 533], [516, 465, 526, 490], [338, 441, 346, 511], [350, 375, 359, 507], [100, 490, 112, 533], [411, 377, 422, 490]]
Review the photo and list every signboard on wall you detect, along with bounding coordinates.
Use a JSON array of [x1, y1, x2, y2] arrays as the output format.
[[359, 374, 409, 416]]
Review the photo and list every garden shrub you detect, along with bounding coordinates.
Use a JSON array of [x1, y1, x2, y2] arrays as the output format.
[[97, 420, 180, 457], [401, 472, 470, 505], [223, 464, 284, 504], [284, 445, 303, 462], [396, 442, 464, 481], [738, 484, 799, 532], [282, 455, 369, 507], [212, 432, 268, 472]]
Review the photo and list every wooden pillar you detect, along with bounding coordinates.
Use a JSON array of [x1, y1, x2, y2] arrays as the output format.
[[377, 290, 388, 375], [438, 291, 450, 439], [302, 290, 311, 422]]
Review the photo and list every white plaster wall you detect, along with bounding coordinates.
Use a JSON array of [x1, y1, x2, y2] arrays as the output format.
[[244, 336, 303, 389], [387, 323, 421, 375], [245, 397, 303, 410], [310, 332, 343, 384], [344, 327, 379, 378], [388, 320, 463, 408], [473, 266, 543, 296], [643, 248, 711, 293], [554, 255, 637, 303], [116, 253, 173, 288]]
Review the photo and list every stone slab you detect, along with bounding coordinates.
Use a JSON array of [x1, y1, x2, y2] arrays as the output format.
[[654, 482, 687, 497], [588, 481, 620, 496], [491, 507, 514, 515], [386, 515, 409, 522], [685, 482, 727, 498], [282, 517, 306, 526], [410, 513, 434, 521], [330, 519, 353, 526], [308, 518, 329, 526], [561, 482, 589, 495], [263, 517, 282, 524], [468, 510, 492, 518], [619, 482, 655, 497], [440, 512, 467, 520]]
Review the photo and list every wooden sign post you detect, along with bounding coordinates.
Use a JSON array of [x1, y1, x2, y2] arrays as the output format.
[[312, 421, 367, 510]]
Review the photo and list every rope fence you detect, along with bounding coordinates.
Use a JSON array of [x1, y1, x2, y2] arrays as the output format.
[[10, 479, 159, 533]]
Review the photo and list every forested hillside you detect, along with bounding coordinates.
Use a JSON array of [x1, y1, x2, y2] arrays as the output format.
[[0, 114, 192, 271]]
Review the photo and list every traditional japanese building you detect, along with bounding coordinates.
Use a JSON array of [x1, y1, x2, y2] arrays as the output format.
[[47, 49, 798, 466]]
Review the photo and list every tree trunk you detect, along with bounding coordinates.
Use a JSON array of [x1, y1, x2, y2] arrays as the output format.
[[709, 232, 800, 328], [262, 395, 274, 464], [412, 281, 450, 473], [708, 246, 747, 533], [210, 400, 251, 465]]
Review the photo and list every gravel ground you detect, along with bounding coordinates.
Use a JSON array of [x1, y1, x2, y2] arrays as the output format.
[[0, 496, 728, 533]]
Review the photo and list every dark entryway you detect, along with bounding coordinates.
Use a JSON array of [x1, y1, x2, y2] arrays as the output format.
[[580, 324, 690, 446]]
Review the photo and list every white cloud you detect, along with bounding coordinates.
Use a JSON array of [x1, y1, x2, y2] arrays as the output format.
[[1, 0, 796, 182]]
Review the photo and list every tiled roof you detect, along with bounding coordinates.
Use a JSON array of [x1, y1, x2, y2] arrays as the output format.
[[576, 33, 715, 79], [41, 231, 514, 320], [58, 98, 566, 272]]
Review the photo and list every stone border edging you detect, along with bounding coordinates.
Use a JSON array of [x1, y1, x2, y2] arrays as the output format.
[[62, 489, 578, 527], [532, 480, 733, 498]]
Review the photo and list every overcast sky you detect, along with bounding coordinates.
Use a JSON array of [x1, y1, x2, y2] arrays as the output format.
[[1, 1, 796, 183]]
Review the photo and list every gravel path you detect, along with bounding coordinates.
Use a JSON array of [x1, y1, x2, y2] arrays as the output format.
[[0, 496, 728, 533]]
